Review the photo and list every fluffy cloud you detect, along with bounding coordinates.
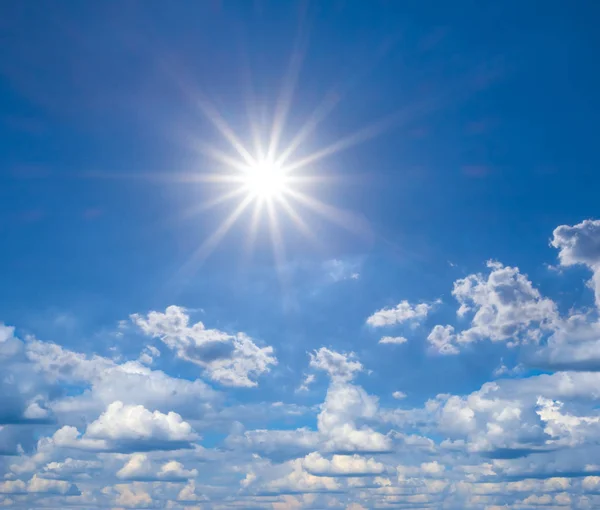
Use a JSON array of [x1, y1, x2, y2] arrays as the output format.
[[378, 336, 408, 345], [85, 401, 198, 450], [427, 324, 459, 355], [0, 476, 78, 496], [552, 219, 600, 307], [116, 453, 198, 481], [367, 300, 432, 327], [302, 452, 385, 477], [428, 261, 558, 353], [8, 220, 600, 508], [131, 305, 276, 387], [259, 458, 341, 494], [309, 347, 363, 382]]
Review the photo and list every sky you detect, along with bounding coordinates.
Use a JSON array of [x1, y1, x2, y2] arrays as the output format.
[[1, 1, 600, 509]]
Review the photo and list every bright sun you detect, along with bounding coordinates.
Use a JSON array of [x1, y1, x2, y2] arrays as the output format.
[[244, 159, 288, 200]]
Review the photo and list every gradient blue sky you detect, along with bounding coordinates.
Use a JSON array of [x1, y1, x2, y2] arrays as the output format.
[[2, 1, 600, 509]]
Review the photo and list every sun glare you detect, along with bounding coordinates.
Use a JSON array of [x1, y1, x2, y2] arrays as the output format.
[[244, 159, 287, 200]]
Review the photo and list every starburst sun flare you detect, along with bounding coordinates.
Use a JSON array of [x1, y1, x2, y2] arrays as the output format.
[[242, 158, 289, 200]]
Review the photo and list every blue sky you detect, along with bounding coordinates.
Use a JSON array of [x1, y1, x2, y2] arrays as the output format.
[[2, 1, 600, 509]]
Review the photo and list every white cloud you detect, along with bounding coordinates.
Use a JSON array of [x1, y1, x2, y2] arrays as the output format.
[[378, 336, 408, 345], [131, 305, 276, 387], [110, 483, 153, 508], [552, 219, 600, 307], [296, 373, 316, 392], [117, 454, 197, 481], [85, 401, 198, 447], [262, 458, 340, 494], [427, 325, 459, 355], [309, 347, 363, 382], [0, 324, 15, 344], [26, 474, 78, 495], [392, 391, 407, 400], [453, 261, 558, 344], [367, 300, 432, 327], [428, 261, 558, 354], [302, 452, 385, 476]]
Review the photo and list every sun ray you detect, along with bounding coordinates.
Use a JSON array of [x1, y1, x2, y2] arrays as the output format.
[[177, 187, 248, 221], [80, 169, 243, 184], [240, 55, 266, 161], [194, 98, 257, 166], [275, 88, 341, 167], [178, 194, 255, 276], [186, 136, 253, 174], [266, 13, 309, 161], [283, 99, 433, 174], [275, 195, 317, 243], [285, 188, 372, 240], [266, 198, 289, 292], [244, 199, 265, 257]]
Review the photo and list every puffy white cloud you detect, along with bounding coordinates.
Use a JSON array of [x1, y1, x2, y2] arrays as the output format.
[[0, 323, 15, 343], [25, 336, 217, 421], [86, 401, 198, 448], [302, 452, 385, 477], [319, 380, 391, 453], [427, 324, 459, 355], [0, 480, 26, 494], [552, 219, 600, 307], [116, 453, 152, 480], [262, 458, 340, 494], [131, 305, 276, 387], [177, 480, 206, 502], [309, 347, 363, 382], [397, 461, 445, 479], [367, 300, 432, 327], [392, 391, 406, 400], [0, 476, 78, 496], [532, 313, 600, 371], [117, 453, 198, 481], [108, 483, 153, 508], [158, 460, 198, 480], [454, 261, 558, 344], [378, 336, 407, 345], [429, 261, 558, 353], [26, 474, 79, 495]]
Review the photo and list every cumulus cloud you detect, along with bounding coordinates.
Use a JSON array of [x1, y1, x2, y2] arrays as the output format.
[[116, 453, 198, 481], [427, 325, 459, 355], [85, 401, 198, 450], [8, 220, 600, 508], [309, 348, 363, 382], [552, 219, 600, 307], [302, 452, 385, 477], [428, 261, 558, 353], [367, 300, 433, 327], [0, 476, 78, 496], [131, 305, 276, 387], [260, 458, 341, 494]]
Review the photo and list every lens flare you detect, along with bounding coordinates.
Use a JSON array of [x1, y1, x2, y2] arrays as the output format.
[[244, 159, 288, 200]]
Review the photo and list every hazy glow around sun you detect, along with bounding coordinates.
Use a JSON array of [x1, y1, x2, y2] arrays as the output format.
[[243, 159, 288, 200]]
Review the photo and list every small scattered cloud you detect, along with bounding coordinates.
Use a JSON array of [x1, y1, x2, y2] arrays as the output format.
[[378, 336, 408, 345], [367, 300, 434, 327]]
